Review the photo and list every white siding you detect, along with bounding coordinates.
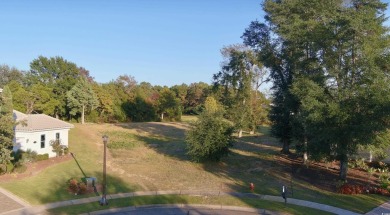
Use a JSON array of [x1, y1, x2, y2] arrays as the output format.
[[14, 128, 70, 158]]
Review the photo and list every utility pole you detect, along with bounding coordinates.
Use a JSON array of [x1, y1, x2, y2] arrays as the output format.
[[100, 135, 108, 205]]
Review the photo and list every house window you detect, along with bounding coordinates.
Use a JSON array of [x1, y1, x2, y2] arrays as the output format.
[[56, 133, 60, 140], [41, 134, 45, 148]]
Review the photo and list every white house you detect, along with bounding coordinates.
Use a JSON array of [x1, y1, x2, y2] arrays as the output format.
[[13, 110, 74, 158]]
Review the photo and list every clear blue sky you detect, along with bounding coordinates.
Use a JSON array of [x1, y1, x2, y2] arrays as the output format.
[[0, 0, 264, 86], [1, 0, 389, 88]]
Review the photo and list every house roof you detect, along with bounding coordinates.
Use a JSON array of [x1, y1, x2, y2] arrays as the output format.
[[13, 110, 74, 132]]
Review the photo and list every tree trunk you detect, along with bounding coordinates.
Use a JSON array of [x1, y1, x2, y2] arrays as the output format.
[[303, 136, 308, 165], [281, 140, 290, 154], [339, 155, 348, 181], [238, 129, 243, 138], [81, 105, 85, 124], [369, 150, 373, 163], [161, 113, 164, 120]]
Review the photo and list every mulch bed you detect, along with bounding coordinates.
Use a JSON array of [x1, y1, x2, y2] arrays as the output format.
[[277, 154, 380, 193], [0, 154, 72, 182]]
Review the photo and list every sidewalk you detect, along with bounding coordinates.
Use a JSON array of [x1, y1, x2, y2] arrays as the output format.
[[365, 200, 390, 215], [0, 187, 30, 215], [0, 190, 364, 215]]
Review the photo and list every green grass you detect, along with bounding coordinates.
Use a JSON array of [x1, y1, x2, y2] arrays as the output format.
[[181, 115, 198, 123], [48, 195, 334, 215], [0, 122, 388, 214]]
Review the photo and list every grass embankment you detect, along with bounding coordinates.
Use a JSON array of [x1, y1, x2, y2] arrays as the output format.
[[0, 117, 388, 213]]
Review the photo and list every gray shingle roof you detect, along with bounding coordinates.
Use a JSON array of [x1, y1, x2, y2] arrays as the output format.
[[13, 110, 74, 132]]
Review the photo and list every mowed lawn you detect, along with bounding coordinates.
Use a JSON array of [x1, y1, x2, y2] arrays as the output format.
[[0, 120, 389, 213]]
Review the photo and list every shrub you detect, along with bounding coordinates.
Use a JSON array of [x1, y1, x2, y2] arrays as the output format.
[[68, 178, 79, 194], [50, 139, 63, 157], [186, 112, 234, 162], [36, 154, 49, 161], [11, 150, 23, 163], [379, 172, 390, 189], [67, 178, 89, 195], [21, 149, 37, 163], [339, 184, 365, 195], [13, 163, 27, 173], [78, 183, 88, 194], [63, 147, 69, 155], [6, 163, 14, 173]]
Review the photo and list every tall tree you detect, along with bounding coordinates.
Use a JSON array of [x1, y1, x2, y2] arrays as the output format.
[[185, 82, 210, 114], [157, 87, 181, 121], [214, 46, 265, 137], [0, 86, 14, 173], [243, 0, 390, 179], [66, 78, 98, 124], [27, 56, 81, 118]]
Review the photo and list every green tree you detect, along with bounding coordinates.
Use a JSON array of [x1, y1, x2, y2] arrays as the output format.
[[27, 56, 81, 118], [157, 87, 181, 121], [243, 0, 390, 179], [214, 46, 263, 137], [0, 65, 24, 87], [186, 111, 234, 162], [204, 96, 222, 114], [185, 82, 210, 114], [0, 86, 14, 173], [171, 84, 188, 107], [92, 83, 113, 119], [7, 80, 32, 113], [66, 78, 98, 124]]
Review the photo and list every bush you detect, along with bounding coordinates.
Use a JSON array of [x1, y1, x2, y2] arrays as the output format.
[[185, 112, 234, 162], [11, 150, 23, 163], [36, 154, 49, 161], [68, 178, 79, 194], [13, 163, 27, 173], [21, 149, 37, 163], [339, 184, 365, 195], [86, 109, 100, 123], [78, 182, 88, 194], [67, 178, 88, 195], [6, 163, 14, 173], [63, 147, 69, 155], [379, 172, 390, 189]]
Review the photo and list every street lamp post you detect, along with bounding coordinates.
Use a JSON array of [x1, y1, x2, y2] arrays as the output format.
[[100, 135, 109, 205]]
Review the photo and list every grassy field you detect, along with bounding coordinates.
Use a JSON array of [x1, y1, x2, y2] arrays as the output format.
[[0, 117, 389, 213]]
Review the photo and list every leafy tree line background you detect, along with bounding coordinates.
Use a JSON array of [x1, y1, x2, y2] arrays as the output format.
[[0, 56, 270, 125]]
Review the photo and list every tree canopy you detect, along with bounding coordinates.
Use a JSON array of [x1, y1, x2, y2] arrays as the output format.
[[242, 0, 390, 180]]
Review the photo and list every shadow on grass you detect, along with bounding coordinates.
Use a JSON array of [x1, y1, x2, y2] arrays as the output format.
[[48, 195, 193, 215], [114, 122, 190, 160], [106, 122, 387, 213], [32, 171, 137, 204]]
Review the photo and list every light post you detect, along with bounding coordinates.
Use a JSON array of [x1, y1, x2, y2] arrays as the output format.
[[100, 135, 108, 206]]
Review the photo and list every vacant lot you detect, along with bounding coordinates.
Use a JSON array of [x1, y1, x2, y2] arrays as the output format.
[[0, 121, 388, 213]]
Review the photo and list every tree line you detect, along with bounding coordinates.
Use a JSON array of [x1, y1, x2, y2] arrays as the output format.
[[0, 56, 269, 126]]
